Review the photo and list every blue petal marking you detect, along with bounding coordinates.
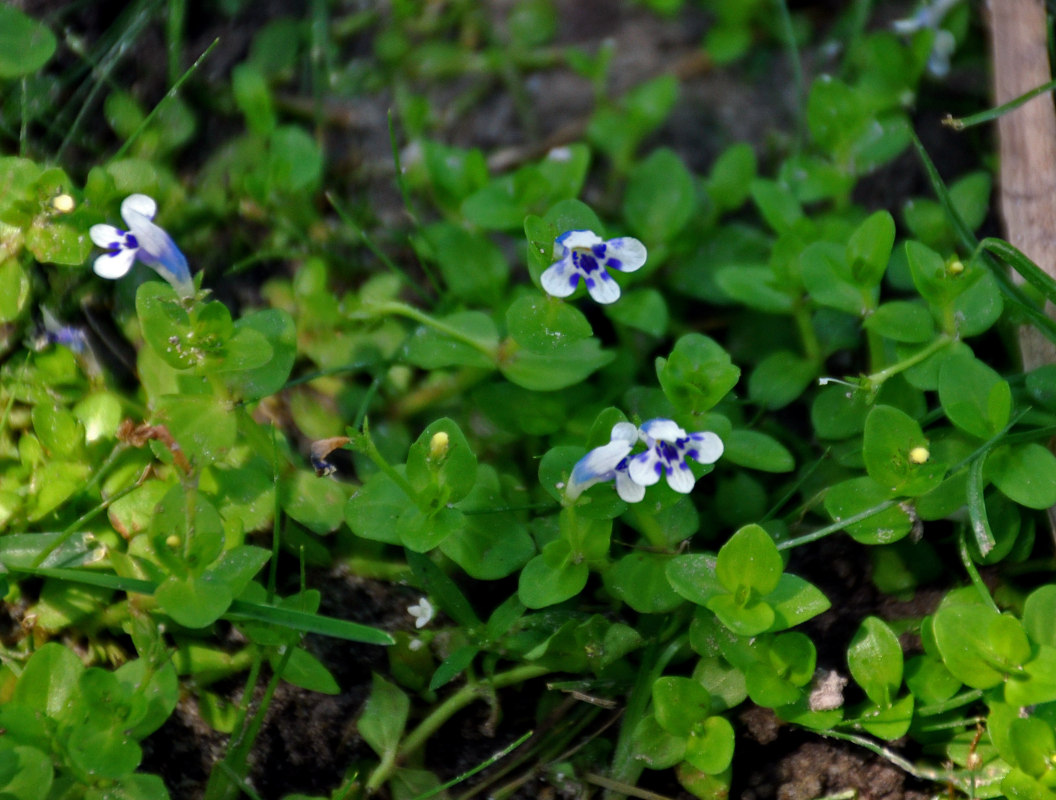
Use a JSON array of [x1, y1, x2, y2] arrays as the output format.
[[606, 258, 622, 269], [591, 244, 607, 258]]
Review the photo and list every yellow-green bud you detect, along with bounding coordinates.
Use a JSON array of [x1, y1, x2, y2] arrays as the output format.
[[429, 431, 449, 461], [165, 534, 181, 549], [947, 259, 965, 275], [51, 193, 75, 213], [908, 446, 930, 464]]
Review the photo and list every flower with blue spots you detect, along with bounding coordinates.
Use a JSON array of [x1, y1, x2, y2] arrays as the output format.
[[89, 194, 193, 297], [565, 422, 645, 503], [628, 419, 724, 494], [541, 230, 647, 304]]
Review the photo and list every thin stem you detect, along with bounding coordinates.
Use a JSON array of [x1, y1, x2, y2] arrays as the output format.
[[349, 418, 428, 513], [369, 301, 498, 359], [365, 664, 550, 794], [944, 76, 1056, 130], [957, 530, 1000, 613], [864, 334, 952, 388], [113, 37, 219, 161]]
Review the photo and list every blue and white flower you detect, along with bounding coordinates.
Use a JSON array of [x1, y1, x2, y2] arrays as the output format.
[[541, 230, 647, 305], [89, 194, 193, 297], [892, 0, 962, 77], [627, 419, 724, 494], [565, 422, 645, 503]]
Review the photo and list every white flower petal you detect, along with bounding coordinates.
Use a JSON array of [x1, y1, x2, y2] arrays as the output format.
[[541, 259, 578, 298], [89, 224, 124, 248], [121, 193, 157, 221], [92, 248, 138, 279], [585, 270, 620, 304], [665, 461, 696, 493], [640, 419, 687, 443], [610, 422, 639, 445], [568, 438, 633, 495], [628, 451, 661, 486], [687, 432, 724, 464], [615, 469, 645, 503], [603, 237, 647, 272], [557, 230, 604, 250]]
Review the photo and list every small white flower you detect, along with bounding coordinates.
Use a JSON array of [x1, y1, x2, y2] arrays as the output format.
[[627, 419, 724, 494], [540, 230, 647, 305], [566, 422, 644, 503], [89, 194, 193, 296], [407, 597, 434, 629]]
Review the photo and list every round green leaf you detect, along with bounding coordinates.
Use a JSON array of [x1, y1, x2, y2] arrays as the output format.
[[0, 6, 56, 77], [988, 444, 1056, 510]]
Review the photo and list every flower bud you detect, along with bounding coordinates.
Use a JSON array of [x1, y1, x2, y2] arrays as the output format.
[[429, 431, 449, 461], [947, 259, 964, 276], [51, 193, 75, 213], [908, 446, 930, 464]]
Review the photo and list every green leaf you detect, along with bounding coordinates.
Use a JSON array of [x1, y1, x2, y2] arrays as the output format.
[[847, 617, 903, 707], [847, 210, 895, 288], [405, 418, 477, 505], [706, 142, 756, 213], [750, 179, 802, 233], [1023, 585, 1056, 648], [136, 282, 195, 369], [232, 62, 276, 136], [506, 294, 592, 352], [863, 301, 934, 343], [721, 430, 793, 473], [358, 673, 410, 760], [155, 393, 237, 464], [422, 223, 508, 305], [862, 405, 944, 496], [748, 351, 816, 410], [857, 693, 914, 741], [500, 337, 614, 391], [604, 288, 668, 337], [623, 147, 696, 242], [653, 676, 712, 737], [801, 241, 872, 315], [344, 471, 405, 544], [0, 746, 52, 800], [684, 715, 736, 775], [630, 715, 686, 769], [271, 646, 340, 694], [603, 552, 684, 614], [715, 523, 782, 596], [518, 540, 588, 609], [823, 476, 913, 545], [932, 602, 1026, 688], [0, 6, 56, 77], [12, 642, 84, 721], [226, 309, 297, 401], [988, 444, 1056, 509], [656, 333, 741, 415], [403, 311, 498, 370], [713, 264, 795, 313], [665, 554, 724, 607], [938, 352, 1011, 439], [155, 574, 233, 628], [767, 574, 831, 631], [0, 260, 30, 323]]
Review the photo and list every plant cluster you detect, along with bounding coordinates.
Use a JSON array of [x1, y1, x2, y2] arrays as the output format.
[[6, 1, 1056, 799]]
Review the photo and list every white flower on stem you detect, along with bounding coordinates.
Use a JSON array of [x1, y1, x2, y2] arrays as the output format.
[[89, 194, 193, 297], [407, 597, 434, 629], [565, 422, 645, 504], [628, 419, 724, 494], [541, 230, 647, 304]]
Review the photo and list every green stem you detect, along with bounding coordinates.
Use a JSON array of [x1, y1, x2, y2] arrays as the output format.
[[369, 301, 499, 359], [364, 664, 550, 794], [607, 636, 685, 794], [348, 418, 428, 513], [957, 529, 1000, 613], [792, 301, 821, 365], [863, 334, 952, 389], [945, 77, 1056, 130]]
